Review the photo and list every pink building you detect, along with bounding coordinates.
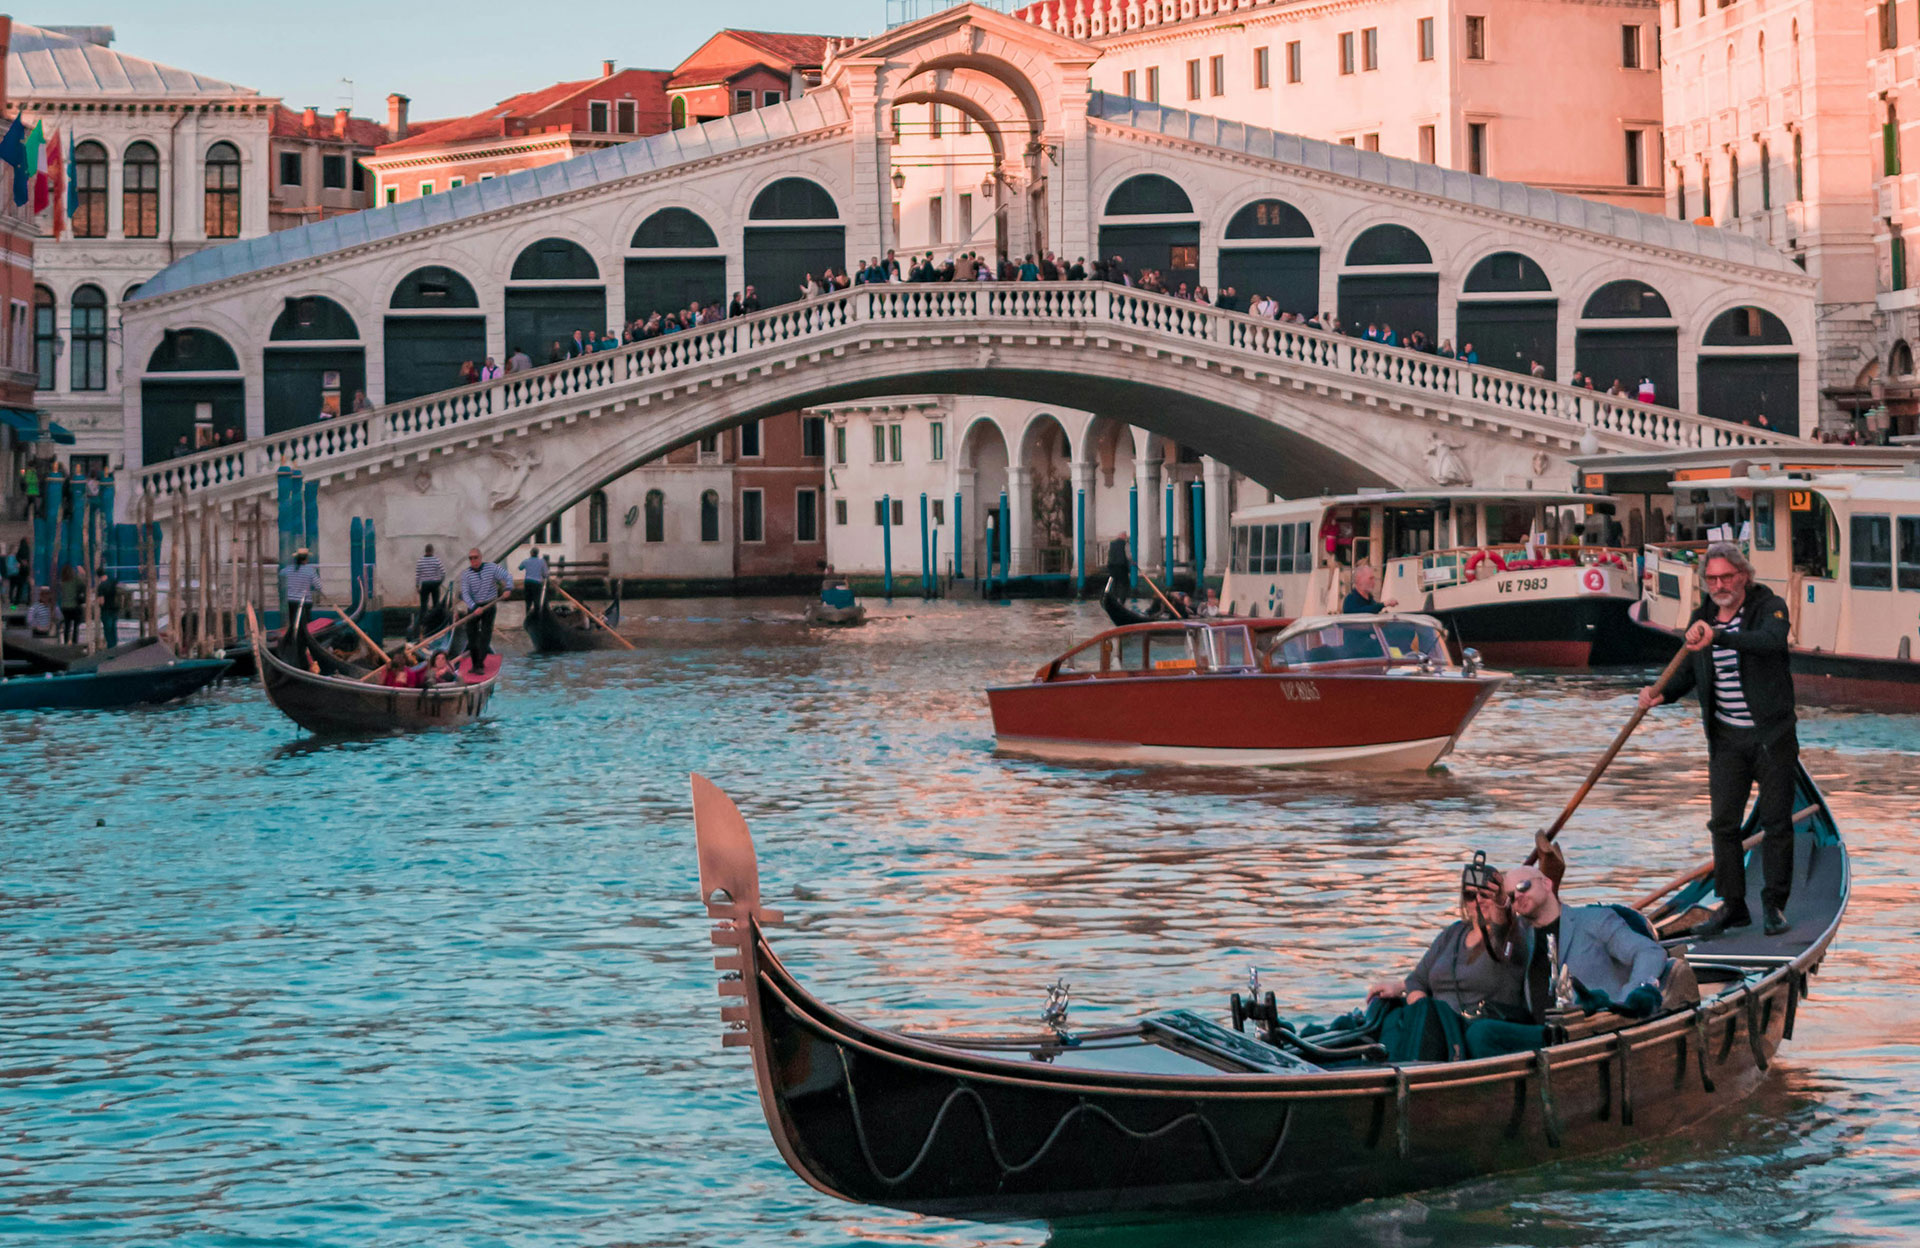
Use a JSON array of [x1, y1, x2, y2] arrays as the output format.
[[1014, 0, 1666, 211]]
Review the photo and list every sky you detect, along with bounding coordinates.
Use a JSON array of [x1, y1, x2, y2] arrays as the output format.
[[23, 1, 926, 119]]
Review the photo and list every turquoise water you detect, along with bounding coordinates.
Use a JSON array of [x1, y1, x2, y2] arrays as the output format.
[[2, 599, 1916, 1247]]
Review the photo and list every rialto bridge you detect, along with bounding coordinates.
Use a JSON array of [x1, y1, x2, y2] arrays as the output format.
[[119, 4, 1809, 596]]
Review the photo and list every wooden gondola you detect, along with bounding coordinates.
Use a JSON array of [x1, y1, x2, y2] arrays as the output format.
[[1100, 577, 1181, 627], [217, 599, 370, 680], [522, 581, 625, 653], [247, 610, 501, 735], [692, 769, 1846, 1224], [0, 648, 230, 710]]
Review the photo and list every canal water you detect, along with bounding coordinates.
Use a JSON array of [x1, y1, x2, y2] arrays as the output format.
[[2, 599, 1916, 1247]]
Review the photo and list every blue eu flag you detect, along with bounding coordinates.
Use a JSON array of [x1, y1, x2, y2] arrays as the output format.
[[0, 115, 25, 207]]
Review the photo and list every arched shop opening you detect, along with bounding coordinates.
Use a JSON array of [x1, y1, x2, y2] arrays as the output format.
[[506, 239, 605, 363], [1575, 279, 1677, 407], [626, 208, 725, 325], [264, 295, 364, 434], [1217, 198, 1318, 317], [1099, 174, 1199, 292], [385, 266, 485, 403], [1337, 224, 1437, 342], [743, 178, 844, 307], [141, 328, 242, 463], [1457, 251, 1556, 378], [1697, 306, 1799, 434]]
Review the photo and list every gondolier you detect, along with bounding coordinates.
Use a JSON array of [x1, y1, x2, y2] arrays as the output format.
[[1638, 541, 1796, 937], [457, 548, 512, 664], [519, 547, 549, 616], [415, 544, 446, 620]]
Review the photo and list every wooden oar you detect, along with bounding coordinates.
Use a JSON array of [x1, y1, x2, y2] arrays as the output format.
[[358, 599, 497, 683], [1135, 570, 1185, 619], [322, 596, 392, 668], [549, 581, 635, 649], [1524, 643, 1691, 866]]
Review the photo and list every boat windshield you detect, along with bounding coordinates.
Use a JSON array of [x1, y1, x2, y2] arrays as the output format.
[[1264, 615, 1448, 671]]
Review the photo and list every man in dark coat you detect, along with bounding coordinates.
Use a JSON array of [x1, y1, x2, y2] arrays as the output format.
[[1639, 541, 1797, 936]]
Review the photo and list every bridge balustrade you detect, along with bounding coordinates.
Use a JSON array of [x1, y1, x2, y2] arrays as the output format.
[[130, 282, 1793, 511]]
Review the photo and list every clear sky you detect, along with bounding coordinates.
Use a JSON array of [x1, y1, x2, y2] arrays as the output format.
[[23, 1, 903, 119]]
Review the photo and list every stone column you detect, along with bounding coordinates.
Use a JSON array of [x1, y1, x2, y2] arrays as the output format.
[[1007, 464, 1033, 576], [1203, 456, 1231, 577], [954, 465, 977, 579], [1071, 457, 1097, 589], [1135, 455, 1162, 577], [243, 342, 266, 441]]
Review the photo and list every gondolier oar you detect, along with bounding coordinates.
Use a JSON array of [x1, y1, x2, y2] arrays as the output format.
[[1525, 644, 1690, 865], [357, 599, 498, 683], [321, 595, 393, 669], [1135, 571, 1187, 619], [550, 582, 635, 649]]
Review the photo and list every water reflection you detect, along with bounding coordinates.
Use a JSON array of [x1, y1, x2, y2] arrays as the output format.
[[0, 598, 1914, 1246]]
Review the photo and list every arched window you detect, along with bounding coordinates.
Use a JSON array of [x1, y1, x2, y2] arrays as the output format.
[[146, 328, 240, 372], [509, 238, 599, 281], [1345, 224, 1432, 266], [1886, 102, 1902, 178], [699, 489, 720, 542], [1463, 252, 1550, 292], [32, 285, 55, 391], [630, 207, 719, 248], [1675, 165, 1687, 220], [588, 490, 609, 544], [1224, 198, 1313, 238], [69, 286, 107, 392], [1892, 340, 1914, 377], [123, 141, 160, 238], [1103, 174, 1193, 216], [1700, 157, 1712, 217], [1757, 32, 1766, 93], [391, 266, 480, 308], [70, 141, 107, 238], [1583, 280, 1672, 319], [1791, 20, 1800, 83], [749, 178, 838, 220], [645, 489, 665, 543], [269, 295, 359, 341], [670, 96, 688, 130], [1793, 132, 1804, 202], [1703, 306, 1793, 346], [204, 141, 241, 239], [1760, 142, 1772, 211], [1728, 150, 1741, 218]]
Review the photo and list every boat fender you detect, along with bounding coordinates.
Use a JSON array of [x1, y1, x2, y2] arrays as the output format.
[[1743, 990, 1769, 1071], [1691, 1010, 1716, 1093], [1613, 1031, 1635, 1126], [1534, 1050, 1562, 1149], [1465, 549, 1507, 581]]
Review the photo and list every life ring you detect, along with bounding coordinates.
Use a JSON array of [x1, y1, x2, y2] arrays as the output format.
[[1465, 549, 1507, 580]]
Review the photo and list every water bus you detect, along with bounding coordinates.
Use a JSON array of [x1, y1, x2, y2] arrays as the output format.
[[986, 612, 1505, 770], [1573, 447, 1920, 710], [1220, 489, 1668, 667]]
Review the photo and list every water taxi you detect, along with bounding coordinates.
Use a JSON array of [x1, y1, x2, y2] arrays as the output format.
[[986, 612, 1506, 770], [1221, 489, 1668, 668], [1574, 446, 1920, 710]]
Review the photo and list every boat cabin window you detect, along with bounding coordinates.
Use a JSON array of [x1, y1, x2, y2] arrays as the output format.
[[1229, 521, 1313, 575], [1900, 517, 1920, 591], [1455, 504, 1478, 548], [1379, 619, 1447, 664], [1850, 514, 1893, 590], [1752, 490, 1776, 551], [1054, 637, 1108, 676], [1274, 622, 1387, 666], [1385, 507, 1436, 558], [1211, 626, 1254, 669], [1112, 627, 1203, 673], [1672, 488, 1744, 543], [1790, 491, 1836, 578], [1482, 504, 1534, 546]]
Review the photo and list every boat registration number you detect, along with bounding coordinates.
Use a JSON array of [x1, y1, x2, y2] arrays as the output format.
[[1280, 681, 1320, 702], [1496, 577, 1550, 594]]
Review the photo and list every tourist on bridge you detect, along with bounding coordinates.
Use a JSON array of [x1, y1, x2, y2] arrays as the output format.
[[1341, 564, 1397, 614], [1638, 542, 1798, 937], [456, 548, 512, 664], [519, 547, 549, 615]]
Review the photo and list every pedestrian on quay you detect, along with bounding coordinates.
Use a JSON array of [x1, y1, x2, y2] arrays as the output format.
[[415, 543, 446, 624], [95, 562, 120, 647], [21, 460, 38, 518], [1637, 542, 1797, 937], [519, 546, 549, 615], [57, 564, 84, 643], [456, 548, 512, 665]]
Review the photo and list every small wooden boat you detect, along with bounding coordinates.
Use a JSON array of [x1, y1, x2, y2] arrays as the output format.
[[522, 582, 625, 652], [692, 767, 1845, 1224], [249, 611, 502, 735], [0, 647, 230, 710], [804, 579, 866, 627], [1099, 577, 1185, 627], [988, 612, 1506, 770]]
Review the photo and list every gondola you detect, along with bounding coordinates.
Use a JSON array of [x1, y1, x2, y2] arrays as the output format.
[[1099, 577, 1182, 628], [0, 646, 230, 710], [522, 581, 625, 652], [247, 609, 502, 735], [692, 767, 1846, 1224], [217, 599, 370, 680]]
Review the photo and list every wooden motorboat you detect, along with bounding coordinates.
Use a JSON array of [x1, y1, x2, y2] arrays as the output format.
[[691, 767, 1846, 1224], [523, 581, 625, 652], [987, 613, 1507, 770], [248, 610, 502, 735]]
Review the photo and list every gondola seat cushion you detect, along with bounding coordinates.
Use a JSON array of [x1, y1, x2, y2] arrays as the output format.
[[822, 587, 856, 609]]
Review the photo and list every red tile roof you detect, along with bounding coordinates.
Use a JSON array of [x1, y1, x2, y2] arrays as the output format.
[[270, 104, 390, 147], [720, 30, 833, 66], [667, 60, 784, 92], [376, 68, 673, 154]]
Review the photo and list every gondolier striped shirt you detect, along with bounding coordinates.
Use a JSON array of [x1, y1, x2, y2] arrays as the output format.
[[415, 555, 446, 586], [1710, 616, 1755, 728], [281, 564, 322, 603], [459, 561, 512, 609]]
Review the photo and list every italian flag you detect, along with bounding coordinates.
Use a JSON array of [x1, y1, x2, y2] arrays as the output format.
[[22, 121, 45, 214]]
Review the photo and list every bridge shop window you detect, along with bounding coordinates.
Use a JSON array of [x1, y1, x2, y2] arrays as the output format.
[[1459, 251, 1557, 378], [1576, 279, 1677, 410], [1697, 305, 1797, 434], [1223, 199, 1319, 317], [745, 178, 844, 308], [1101, 175, 1199, 291], [1339, 225, 1438, 342]]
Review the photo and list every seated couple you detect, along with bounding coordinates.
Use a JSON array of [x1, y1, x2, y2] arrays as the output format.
[[1362, 846, 1682, 1061], [381, 648, 457, 689]]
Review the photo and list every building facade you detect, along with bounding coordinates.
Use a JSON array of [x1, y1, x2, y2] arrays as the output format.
[[10, 23, 388, 465], [1657, 0, 1875, 431], [666, 31, 835, 130], [0, 15, 40, 519], [1870, 0, 1920, 433], [1013, 0, 1667, 211]]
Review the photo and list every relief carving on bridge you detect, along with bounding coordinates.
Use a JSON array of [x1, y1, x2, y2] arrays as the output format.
[[486, 446, 544, 511], [1424, 433, 1472, 487]]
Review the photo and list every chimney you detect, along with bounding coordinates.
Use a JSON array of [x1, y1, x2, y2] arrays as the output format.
[[602, 59, 615, 78], [302, 105, 319, 131], [334, 107, 351, 138], [386, 92, 410, 141]]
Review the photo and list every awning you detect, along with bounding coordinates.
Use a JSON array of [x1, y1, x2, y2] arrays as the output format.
[[0, 408, 76, 445]]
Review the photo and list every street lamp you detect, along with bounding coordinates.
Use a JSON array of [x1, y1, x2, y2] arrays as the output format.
[[891, 167, 906, 192]]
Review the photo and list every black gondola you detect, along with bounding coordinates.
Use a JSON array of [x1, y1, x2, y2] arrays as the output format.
[[247, 607, 501, 735], [691, 770, 1845, 1224], [522, 581, 625, 652], [1099, 577, 1184, 627]]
